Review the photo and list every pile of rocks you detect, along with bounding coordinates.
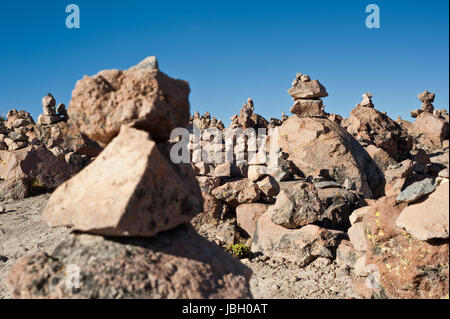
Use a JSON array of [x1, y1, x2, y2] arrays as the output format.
[[342, 92, 413, 164], [0, 110, 34, 151], [409, 90, 449, 150], [190, 111, 225, 130], [7, 57, 252, 299], [37, 94, 67, 126], [288, 73, 328, 117]]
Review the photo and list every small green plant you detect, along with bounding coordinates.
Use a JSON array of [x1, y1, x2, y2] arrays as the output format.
[[225, 243, 251, 259]]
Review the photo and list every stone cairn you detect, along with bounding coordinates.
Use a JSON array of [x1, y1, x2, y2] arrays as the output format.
[[7, 57, 252, 299], [37, 93, 67, 125], [288, 73, 328, 117], [356, 92, 374, 108], [410, 89, 448, 119]]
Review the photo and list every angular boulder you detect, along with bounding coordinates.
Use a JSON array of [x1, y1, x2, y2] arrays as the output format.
[[43, 126, 203, 237], [278, 116, 385, 198], [68, 57, 190, 145], [267, 181, 324, 229]]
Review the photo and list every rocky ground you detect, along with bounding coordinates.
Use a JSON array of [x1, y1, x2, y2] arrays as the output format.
[[0, 195, 70, 298], [1, 57, 448, 299], [0, 195, 357, 299]]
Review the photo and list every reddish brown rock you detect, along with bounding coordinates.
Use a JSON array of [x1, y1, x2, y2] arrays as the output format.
[[252, 214, 345, 266], [0, 178, 29, 200], [211, 179, 260, 208], [343, 105, 412, 161], [365, 144, 396, 172], [191, 192, 223, 226], [0, 145, 74, 189], [68, 57, 190, 145], [236, 203, 269, 237], [7, 226, 252, 299], [278, 116, 385, 198], [288, 79, 328, 99], [42, 126, 202, 237], [290, 99, 325, 117]]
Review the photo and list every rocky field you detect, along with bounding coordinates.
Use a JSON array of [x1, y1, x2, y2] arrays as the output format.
[[0, 57, 449, 299]]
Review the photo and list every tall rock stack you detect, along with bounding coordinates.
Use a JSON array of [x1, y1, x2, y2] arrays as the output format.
[[288, 73, 328, 117], [280, 74, 385, 198], [7, 57, 252, 299]]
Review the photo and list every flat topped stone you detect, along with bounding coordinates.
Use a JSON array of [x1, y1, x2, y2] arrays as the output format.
[[288, 79, 328, 99]]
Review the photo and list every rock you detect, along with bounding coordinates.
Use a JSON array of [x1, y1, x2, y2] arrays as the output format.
[[247, 165, 266, 181], [236, 203, 269, 237], [361, 195, 449, 299], [409, 112, 449, 149], [215, 220, 237, 245], [349, 206, 371, 225], [42, 126, 202, 237], [0, 178, 29, 200], [196, 176, 220, 193], [316, 187, 359, 230], [252, 214, 345, 266], [68, 57, 190, 145], [278, 116, 385, 198], [191, 192, 223, 226], [314, 180, 342, 189], [290, 99, 325, 117], [288, 79, 328, 99], [336, 240, 363, 269], [0, 145, 74, 189], [211, 179, 260, 208], [343, 105, 412, 161], [438, 168, 449, 178], [255, 175, 280, 198], [37, 114, 59, 126], [396, 180, 449, 241], [213, 163, 241, 178], [384, 159, 413, 183], [395, 178, 436, 204], [412, 163, 428, 174], [267, 181, 324, 229], [128, 56, 159, 71], [365, 144, 396, 172], [193, 162, 213, 176], [7, 225, 252, 299], [348, 222, 367, 252]]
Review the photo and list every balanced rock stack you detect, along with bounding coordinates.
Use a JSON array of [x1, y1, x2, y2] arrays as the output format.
[[280, 75, 385, 198], [356, 92, 374, 108], [409, 90, 449, 149], [7, 56, 252, 299], [37, 94, 66, 126], [288, 73, 328, 117]]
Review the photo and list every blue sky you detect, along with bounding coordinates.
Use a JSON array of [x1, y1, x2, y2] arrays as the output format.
[[0, 0, 448, 125]]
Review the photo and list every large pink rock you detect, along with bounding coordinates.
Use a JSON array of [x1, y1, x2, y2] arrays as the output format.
[[68, 57, 190, 145], [43, 126, 202, 237], [0, 145, 74, 189], [278, 116, 385, 198], [409, 112, 449, 149], [8, 225, 252, 299], [236, 203, 269, 237], [396, 180, 449, 241]]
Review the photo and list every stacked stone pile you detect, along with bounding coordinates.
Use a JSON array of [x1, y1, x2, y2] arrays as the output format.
[[288, 73, 328, 117], [7, 57, 253, 299]]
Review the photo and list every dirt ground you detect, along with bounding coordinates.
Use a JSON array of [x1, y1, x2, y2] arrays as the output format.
[[0, 195, 357, 299]]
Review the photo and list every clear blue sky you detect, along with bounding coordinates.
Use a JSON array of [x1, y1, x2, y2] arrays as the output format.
[[0, 0, 448, 125]]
